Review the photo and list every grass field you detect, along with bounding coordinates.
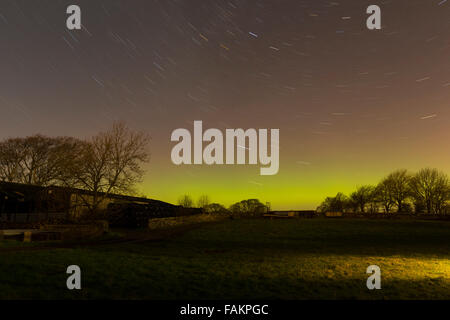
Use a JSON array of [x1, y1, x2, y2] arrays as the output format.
[[1, 218, 450, 299]]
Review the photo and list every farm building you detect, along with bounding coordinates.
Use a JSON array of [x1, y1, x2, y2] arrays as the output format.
[[0, 181, 185, 225]]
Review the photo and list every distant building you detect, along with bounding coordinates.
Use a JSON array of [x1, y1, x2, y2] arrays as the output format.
[[269, 210, 317, 218], [324, 212, 343, 217]]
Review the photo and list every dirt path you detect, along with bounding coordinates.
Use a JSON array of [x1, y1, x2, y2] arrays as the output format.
[[0, 220, 224, 253]]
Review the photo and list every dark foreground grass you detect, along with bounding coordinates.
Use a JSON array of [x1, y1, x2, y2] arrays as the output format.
[[1, 218, 450, 299]]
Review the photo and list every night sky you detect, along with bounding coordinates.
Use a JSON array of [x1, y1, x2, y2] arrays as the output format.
[[0, 0, 449, 209]]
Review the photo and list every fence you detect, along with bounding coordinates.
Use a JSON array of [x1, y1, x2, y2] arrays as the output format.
[[329, 212, 450, 221]]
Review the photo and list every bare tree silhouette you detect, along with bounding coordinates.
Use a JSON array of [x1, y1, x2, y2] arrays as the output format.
[[317, 193, 349, 213], [0, 135, 82, 186], [178, 194, 193, 208], [409, 168, 450, 214], [67, 122, 150, 214], [374, 179, 395, 213], [349, 186, 375, 213], [385, 169, 411, 212], [197, 195, 210, 209]]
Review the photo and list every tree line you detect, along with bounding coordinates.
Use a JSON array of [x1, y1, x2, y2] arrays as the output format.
[[0, 122, 150, 213], [178, 194, 269, 216], [317, 169, 450, 215]]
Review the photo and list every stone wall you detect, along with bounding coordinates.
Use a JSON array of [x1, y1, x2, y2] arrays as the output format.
[[40, 220, 109, 240]]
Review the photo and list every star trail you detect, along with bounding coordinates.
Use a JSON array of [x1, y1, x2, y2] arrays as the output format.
[[0, 0, 449, 209]]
